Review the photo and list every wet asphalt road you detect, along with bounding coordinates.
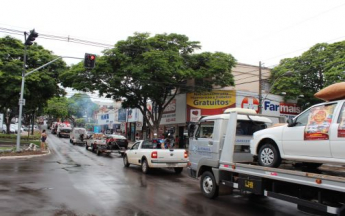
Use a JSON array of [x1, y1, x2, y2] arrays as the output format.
[[0, 133, 307, 216]]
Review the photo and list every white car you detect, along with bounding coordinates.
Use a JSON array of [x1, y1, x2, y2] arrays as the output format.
[[1, 125, 16, 134], [123, 140, 189, 174], [250, 100, 345, 168]]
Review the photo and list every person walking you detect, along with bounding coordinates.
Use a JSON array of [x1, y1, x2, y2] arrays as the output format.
[[41, 129, 47, 151]]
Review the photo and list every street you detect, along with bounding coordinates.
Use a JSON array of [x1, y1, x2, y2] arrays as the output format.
[[0, 133, 305, 216]]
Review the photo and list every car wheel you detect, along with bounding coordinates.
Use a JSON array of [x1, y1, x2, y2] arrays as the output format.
[[258, 143, 281, 168], [141, 159, 150, 174], [200, 171, 219, 199], [174, 167, 183, 174], [123, 155, 130, 167]]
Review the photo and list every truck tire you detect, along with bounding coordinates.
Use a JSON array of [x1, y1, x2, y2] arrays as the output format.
[[258, 143, 281, 168], [141, 159, 150, 174], [123, 155, 130, 167], [85, 144, 89, 150], [200, 171, 219, 199], [174, 167, 183, 174], [96, 149, 101, 156]]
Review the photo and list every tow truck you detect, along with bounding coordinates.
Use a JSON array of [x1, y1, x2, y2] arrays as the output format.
[[187, 109, 345, 216]]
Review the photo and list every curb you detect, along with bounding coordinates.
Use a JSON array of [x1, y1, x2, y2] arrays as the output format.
[[0, 148, 51, 160]]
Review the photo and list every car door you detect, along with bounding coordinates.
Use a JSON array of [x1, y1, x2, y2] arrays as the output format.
[[330, 101, 345, 159], [282, 103, 336, 158], [127, 142, 140, 164]]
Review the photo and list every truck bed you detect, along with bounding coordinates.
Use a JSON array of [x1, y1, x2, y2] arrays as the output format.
[[220, 162, 345, 192]]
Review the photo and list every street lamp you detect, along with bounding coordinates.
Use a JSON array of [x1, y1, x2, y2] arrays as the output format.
[[16, 56, 83, 152]]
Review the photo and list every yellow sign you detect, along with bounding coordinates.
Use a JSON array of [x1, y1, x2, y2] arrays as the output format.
[[187, 90, 236, 109]]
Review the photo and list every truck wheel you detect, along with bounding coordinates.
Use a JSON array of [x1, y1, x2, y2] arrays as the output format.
[[338, 205, 345, 216], [96, 149, 101, 156], [141, 159, 150, 174], [174, 167, 183, 174], [123, 155, 130, 167], [85, 144, 89, 150], [200, 171, 219, 199], [258, 143, 281, 168]]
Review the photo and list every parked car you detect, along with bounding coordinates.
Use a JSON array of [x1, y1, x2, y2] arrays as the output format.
[[12, 124, 24, 133], [105, 134, 129, 149], [70, 127, 87, 145], [250, 99, 345, 168], [1, 124, 16, 134]]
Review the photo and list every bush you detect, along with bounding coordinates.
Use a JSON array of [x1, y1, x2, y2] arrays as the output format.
[[0, 133, 40, 140]]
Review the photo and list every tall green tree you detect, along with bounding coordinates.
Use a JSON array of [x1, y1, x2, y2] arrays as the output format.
[[44, 94, 98, 127], [0, 36, 67, 133], [61, 33, 236, 134], [270, 41, 345, 109]]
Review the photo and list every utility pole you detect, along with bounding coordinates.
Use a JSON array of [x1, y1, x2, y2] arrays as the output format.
[[258, 61, 262, 114]]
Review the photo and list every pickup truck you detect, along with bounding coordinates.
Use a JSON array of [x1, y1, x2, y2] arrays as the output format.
[[123, 140, 189, 174], [85, 133, 112, 156], [250, 99, 345, 168]]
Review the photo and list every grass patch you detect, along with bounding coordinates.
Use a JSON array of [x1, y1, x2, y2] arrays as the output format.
[[0, 133, 40, 141], [0, 146, 14, 151]]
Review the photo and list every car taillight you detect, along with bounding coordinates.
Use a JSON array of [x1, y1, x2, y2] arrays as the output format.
[[151, 151, 158, 159], [184, 151, 188, 158]]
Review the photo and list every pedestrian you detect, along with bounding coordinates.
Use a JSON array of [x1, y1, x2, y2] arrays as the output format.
[[41, 129, 47, 151], [175, 135, 180, 148]]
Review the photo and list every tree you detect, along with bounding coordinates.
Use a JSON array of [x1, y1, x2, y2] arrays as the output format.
[[0, 36, 67, 133], [44, 94, 98, 127], [270, 41, 345, 109], [61, 33, 236, 135]]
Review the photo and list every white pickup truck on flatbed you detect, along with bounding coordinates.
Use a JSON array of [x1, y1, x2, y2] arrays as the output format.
[[123, 140, 189, 174]]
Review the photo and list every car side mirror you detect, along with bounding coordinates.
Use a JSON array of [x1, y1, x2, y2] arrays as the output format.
[[287, 119, 296, 127]]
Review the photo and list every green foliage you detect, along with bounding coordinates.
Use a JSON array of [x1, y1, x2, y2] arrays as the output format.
[[60, 33, 236, 133], [271, 41, 345, 108], [44, 97, 69, 119], [0, 36, 67, 132], [44, 94, 98, 126]]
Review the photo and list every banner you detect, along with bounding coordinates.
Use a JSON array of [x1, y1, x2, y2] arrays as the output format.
[[304, 104, 336, 140], [187, 90, 236, 122]]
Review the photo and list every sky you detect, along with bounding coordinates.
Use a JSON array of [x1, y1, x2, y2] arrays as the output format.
[[1, 0, 345, 100]]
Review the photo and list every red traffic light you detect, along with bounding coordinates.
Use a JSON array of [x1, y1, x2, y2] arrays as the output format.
[[84, 53, 96, 69]]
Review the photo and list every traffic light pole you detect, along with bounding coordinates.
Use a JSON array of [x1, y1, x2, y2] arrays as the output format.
[[16, 56, 83, 152]]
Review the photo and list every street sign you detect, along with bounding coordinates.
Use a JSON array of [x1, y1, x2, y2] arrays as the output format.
[[18, 99, 25, 106]]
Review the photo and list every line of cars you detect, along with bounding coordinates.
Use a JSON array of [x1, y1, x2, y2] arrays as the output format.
[[54, 125, 190, 174], [1, 123, 39, 134]]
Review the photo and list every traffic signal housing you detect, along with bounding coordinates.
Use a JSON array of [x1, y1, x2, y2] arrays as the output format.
[[25, 29, 39, 46], [84, 53, 96, 69]]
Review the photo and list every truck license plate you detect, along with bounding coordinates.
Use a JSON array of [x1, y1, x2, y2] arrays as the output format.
[[244, 180, 254, 189]]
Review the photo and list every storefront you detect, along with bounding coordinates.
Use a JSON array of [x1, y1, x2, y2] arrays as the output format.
[[159, 94, 187, 147], [236, 91, 302, 123]]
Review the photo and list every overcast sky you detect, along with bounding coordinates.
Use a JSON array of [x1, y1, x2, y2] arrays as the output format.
[[1, 0, 345, 68], [1, 0, 345, 102]]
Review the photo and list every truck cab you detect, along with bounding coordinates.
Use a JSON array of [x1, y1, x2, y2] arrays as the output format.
[[188, 108, 275, 178]]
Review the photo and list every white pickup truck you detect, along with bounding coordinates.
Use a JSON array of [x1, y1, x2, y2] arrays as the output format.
[[123, 140, 189, 174]]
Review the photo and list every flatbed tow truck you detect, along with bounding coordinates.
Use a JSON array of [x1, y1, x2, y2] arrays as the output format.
[[187, 110, 345, 215]]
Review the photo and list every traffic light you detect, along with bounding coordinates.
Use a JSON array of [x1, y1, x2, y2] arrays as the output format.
[[84, 53, 96, 69], [25, 29, 39, 46]]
